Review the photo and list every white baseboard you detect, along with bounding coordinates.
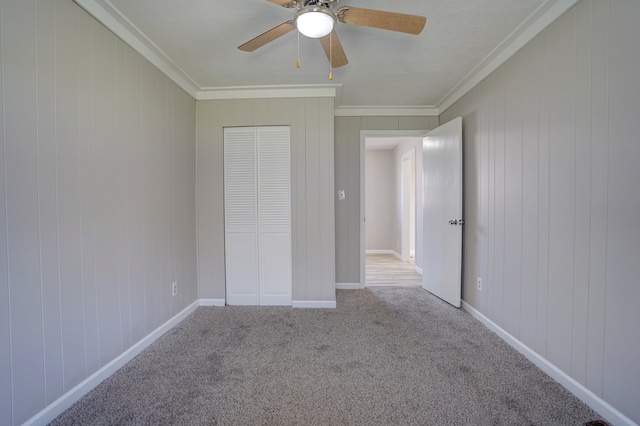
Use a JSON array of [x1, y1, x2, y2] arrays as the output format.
[[199, 298, 226, 306], [336, 282, 363, 290], [23, 300, 200, 426], [292, 300, 337, 309], [414, 265, 423, 275], [461, 300, 635, 426]]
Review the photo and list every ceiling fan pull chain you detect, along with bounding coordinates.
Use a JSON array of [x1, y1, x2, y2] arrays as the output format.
[[296, 29, 301, 68], [297, 30, 301, 68], [328, 30, 333, 80]]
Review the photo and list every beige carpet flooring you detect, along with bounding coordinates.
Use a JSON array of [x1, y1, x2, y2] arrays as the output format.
[[50, 287, 605, 425]]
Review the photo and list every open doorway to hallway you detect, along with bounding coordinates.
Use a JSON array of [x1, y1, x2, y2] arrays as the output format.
[[363, 133, 424, 287]]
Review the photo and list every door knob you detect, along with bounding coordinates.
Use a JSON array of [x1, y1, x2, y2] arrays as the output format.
[[449, 219, 458, 225]]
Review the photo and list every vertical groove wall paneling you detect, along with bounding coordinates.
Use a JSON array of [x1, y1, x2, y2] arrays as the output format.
[[55, 0, 86, 392], [603, 0, 640, 419], [78, 8, 100, 377], [304, 100, 321, 299], [585, 0, 608, 397], [3, 0, 46, 423], [0, 0, 11, 421], [492, 66, 506, 327], [92, 20, 121, 367], [519, 38, 540, 350], [36, 0, 64, 404], [293, 99, 307, 300], [535, 28, 551, 358], [126, 44, 146, 344], [546, 8, 577, 374], [115, 38, 132, 352], [502, 53, 523, 338], [570, 0, 593, 385], [440, 0, 640, 422], [0, 2, 198, 423]]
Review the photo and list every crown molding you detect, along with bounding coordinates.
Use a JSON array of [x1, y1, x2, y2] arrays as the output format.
[[436, 0, 580, 114], [73, 0, 200, 98], [196, 84, 340, 101], [335, 106, 439, 117]]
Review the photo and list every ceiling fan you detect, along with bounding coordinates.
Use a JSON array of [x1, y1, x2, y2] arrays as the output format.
[[238, 0, 427, 68]]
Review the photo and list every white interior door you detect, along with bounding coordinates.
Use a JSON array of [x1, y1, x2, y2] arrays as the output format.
[[224, 127, 259, 305], [422, 117, 463, 307], [257, 127, 292, 305]]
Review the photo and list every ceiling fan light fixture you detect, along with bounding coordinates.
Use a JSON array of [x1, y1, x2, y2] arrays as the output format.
[[295, 6, 335, 38]]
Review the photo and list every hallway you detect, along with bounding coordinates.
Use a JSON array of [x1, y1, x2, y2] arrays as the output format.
[[365, 253, 422, 287]]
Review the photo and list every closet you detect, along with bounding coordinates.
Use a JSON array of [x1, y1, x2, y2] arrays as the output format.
[[224, 126, 292, 305]]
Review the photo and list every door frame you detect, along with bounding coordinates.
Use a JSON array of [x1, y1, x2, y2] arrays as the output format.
[[401, 148, 416, 262], [360, 130, 428, 288]]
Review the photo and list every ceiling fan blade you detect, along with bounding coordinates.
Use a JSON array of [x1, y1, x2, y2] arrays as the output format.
[[267, 0, 296, 6], [320, 30, 348, 68], [337, 7, 426, 35], [238, 21, 295, 52]]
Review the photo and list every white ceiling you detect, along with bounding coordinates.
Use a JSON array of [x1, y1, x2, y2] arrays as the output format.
[[76, 0, 577, 112]]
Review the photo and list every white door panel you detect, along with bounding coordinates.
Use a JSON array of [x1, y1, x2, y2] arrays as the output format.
[[260, 232, 292, 305], [225, 233, 259, 305], [422, 117, 463, 307]]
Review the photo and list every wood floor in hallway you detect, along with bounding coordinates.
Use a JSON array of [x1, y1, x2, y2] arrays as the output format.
[[365, 253, 422, 287]]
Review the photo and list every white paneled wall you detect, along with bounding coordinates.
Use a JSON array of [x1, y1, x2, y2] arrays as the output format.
[[441, 0, 640, 422], [0, 1, 197, 424], [196, 98, 335, 304], [335, 116, 439, 284], [364, 150, 394, 251]]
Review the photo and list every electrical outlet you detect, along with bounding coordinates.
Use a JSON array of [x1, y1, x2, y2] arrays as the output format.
[[172, 282, 178, 297], [477, 277, 483, 292]]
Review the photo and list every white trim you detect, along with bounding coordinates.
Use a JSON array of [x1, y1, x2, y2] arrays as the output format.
[[436, 0, 579, 113], [461, 300, 636, 426], [199, 298, 226, 307], [335, 106, 439, 117], [73, 0, 199, 98], [365, 249, 396, 254], [336, 282, 363, 290], [292, 300, 337, 309], [23, 300, 200, 426], [197, 84, 339, 101], [414, 265, 423, 275]]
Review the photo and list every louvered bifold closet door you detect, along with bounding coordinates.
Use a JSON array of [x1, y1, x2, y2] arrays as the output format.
[[257, 127, 291, 305], [224, 126, 291, 306], [224, 127, 259, 305]]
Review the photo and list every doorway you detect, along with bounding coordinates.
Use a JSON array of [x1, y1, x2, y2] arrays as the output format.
[[361, 131, 425, 287]]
